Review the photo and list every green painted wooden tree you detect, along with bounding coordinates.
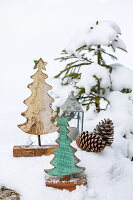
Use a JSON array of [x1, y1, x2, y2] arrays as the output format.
[[45, 116, 85, 179]]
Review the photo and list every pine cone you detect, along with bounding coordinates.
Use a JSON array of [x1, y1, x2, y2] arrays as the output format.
[[93, 119, 114, 146], [76, 131, 106, 152]]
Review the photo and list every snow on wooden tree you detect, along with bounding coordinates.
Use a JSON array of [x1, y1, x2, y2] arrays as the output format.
[[18, 58, 57, 146], [45, 116, 85, 179]]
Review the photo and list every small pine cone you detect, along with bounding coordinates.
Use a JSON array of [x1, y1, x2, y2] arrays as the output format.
[[93, 119, 114, 146], [76, 132, 106, 152]]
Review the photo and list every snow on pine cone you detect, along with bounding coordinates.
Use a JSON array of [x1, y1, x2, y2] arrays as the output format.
[[76, 131, 106, 152], [93, 119, 114, 146]]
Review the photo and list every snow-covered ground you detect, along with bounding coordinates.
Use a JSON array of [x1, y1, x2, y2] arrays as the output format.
[[0, 139, 133, 200], [0, 107, 133, 200], [0, 0, 133, 200]]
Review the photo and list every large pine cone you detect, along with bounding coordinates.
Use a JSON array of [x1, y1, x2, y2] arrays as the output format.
[[76, 131, 106, 152], [93, 119, 114, 146]]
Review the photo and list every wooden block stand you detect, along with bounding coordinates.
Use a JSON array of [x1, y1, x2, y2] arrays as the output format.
[[45, 175, 87, 191], [13, 145, 58, 157]]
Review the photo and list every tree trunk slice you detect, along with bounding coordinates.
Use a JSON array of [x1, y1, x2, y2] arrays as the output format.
[[45, 175, 87, 191], [0, 187, 20, 200], [13, 145, 58, 157]]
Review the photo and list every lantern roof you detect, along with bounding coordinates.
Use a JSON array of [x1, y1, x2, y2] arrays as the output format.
[[61, 92, 83, 112]]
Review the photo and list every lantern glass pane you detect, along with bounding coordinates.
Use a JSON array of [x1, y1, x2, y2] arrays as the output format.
[[63, 111, 83, 134], [78, 112, 83, 134], [64, 111, 77, 126]]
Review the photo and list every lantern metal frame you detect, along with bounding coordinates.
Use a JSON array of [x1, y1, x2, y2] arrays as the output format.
[[60, 92, 84, 134]]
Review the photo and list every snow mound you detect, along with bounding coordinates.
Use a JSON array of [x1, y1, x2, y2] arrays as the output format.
[[66, 20, 126, 53], [78, 63, 111, 94], [48, 77, 75, 110], [0, 141, 133, 200], [111, 64, 133, 91]]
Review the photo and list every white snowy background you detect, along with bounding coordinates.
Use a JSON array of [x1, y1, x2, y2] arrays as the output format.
[[0, 0, 133, 200]]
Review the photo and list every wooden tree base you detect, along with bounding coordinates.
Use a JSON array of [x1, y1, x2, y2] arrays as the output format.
[[13, 145, 58, 157], [45, 175, 87, 191]]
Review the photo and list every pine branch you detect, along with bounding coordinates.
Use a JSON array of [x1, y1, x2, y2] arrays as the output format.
[[54, 28, 128, 113], [63, 73, 81, 80], [102, 50, 118, 60], [76, 45, 87, 51], [55, 50, 77, 62], [55, 62, 91, 79], [121, 88, 132, 93], [117, 47, 127, 53], [102, 64, 112, 73], [76, 45, 95, 53]]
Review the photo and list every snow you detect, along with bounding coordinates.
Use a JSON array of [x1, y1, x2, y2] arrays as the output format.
[[66, 20, 126, 53], [48, 78, 74, 110], [111, 64, 133, 91], [112, 37, 126, 50], [0, 1, 133, 200], [1, 91, 133, 200], [0, 141, 133, 200], [77, 64, 111, 94], [82, 90, 133, 158], [75, 145, 133, 200], [1, 92, 133, 200], [101, 20, 121, 34]]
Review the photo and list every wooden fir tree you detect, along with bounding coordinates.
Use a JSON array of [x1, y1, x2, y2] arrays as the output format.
[[45, 116, 87, 191], [13, 58, 58, 157]]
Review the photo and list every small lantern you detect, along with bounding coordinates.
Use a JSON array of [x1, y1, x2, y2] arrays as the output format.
[[60, 92, 84, 140]]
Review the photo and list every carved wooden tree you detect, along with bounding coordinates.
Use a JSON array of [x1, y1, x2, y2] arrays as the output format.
[[18, 58, 57, 146], [45, 116, 85, 179]]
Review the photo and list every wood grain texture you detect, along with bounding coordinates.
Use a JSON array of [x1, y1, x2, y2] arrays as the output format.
[[45, 116, 85, 179], [13, 145, 58, 157], [45, 175, 87, 191], [0, 187, 20, 199], [18, 58, 58, 135]]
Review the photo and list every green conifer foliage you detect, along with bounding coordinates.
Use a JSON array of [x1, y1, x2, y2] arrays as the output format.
[[55, 21, 130, 112], [45, 116, 85, 179]]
